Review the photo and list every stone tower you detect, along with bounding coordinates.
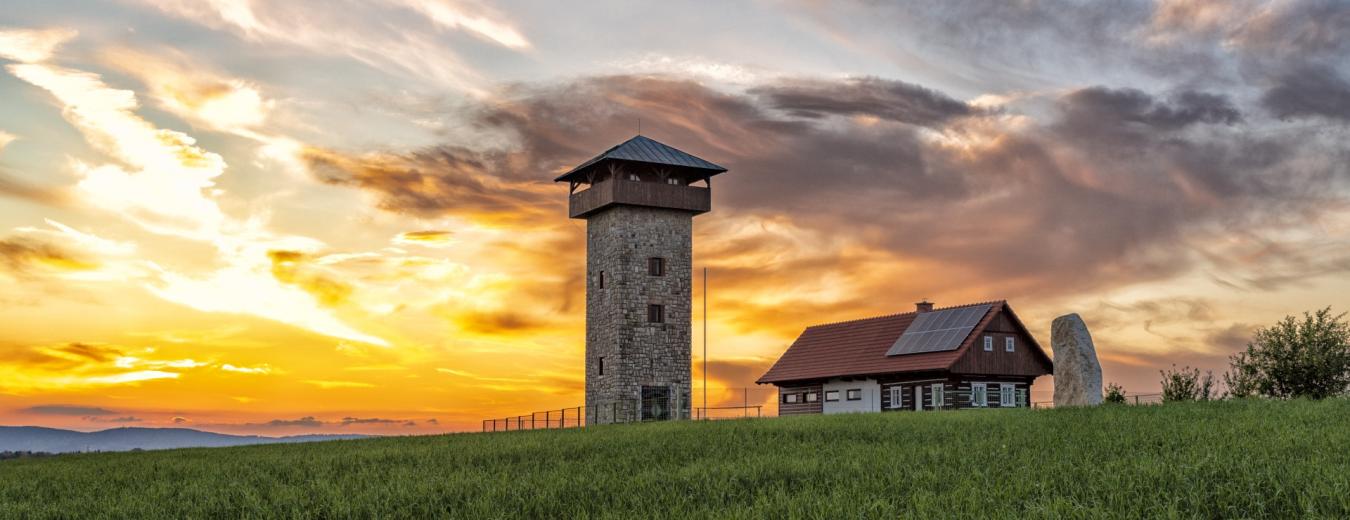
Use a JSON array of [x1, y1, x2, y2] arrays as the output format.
[[555, 135, 727, 424]]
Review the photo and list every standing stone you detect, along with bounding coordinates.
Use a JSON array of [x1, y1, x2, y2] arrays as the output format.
[[1051, 313, 1103, 407]]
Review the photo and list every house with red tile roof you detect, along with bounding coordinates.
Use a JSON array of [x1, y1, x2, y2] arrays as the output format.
[[757, 300, 1053, 414]]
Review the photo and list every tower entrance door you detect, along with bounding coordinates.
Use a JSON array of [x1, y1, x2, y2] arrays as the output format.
[[641, 386, 672, 421]]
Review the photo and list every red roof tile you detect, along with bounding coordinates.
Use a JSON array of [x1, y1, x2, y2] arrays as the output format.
[[756, 301, 1007, 384]]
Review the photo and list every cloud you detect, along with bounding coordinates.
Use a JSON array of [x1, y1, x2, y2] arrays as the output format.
[[172, 416, 188, 424], [220, 363, 272, 375], [425, 418, 439, 425], [750, 76, 979, 127], [0, 27, 77, 63], [393, 76, 1336, 300], [1261, 65, 1350, 122], [0, 236, 97, 274], [133, 0, 530, 92], [0, 221, 144, 282], [22, 404, 116, 416], [87, 415, 143, 423], [1056, 87, 1241, 133], [339, 417, 401, 426], [302, 145, 559, 225], [0, 341, 201, 393], [262, 416, 323, 428], [305, 380, 375, 389], [99, 47, 273, 135], [266, 250, 354, 307], [3, 32, 388, 346], [387, 0, 531, 49], [393, 230, 454, 247]]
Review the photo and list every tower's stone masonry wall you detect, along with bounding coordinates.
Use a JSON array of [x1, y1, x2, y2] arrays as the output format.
[[585, 205, 693, 423]]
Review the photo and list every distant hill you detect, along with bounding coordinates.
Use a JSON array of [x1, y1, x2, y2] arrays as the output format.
[[0, 426, 368, 453]]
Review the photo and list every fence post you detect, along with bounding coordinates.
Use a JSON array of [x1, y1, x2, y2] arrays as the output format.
[[577, 406, 583, 427]]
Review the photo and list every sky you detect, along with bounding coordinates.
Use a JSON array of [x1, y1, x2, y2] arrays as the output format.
[[1, 0, 1348, 435]]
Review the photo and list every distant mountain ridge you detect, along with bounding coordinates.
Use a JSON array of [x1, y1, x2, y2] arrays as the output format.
[[0, 426, 370, 454]]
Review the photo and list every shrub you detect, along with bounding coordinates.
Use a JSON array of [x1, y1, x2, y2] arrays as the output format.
[[1161, 365, 1214, 402], [1226, 307, 1350, 399], [1103, 383, 1127, 404]]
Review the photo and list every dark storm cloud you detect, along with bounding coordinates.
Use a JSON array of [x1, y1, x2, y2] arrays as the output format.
[[813, 0, 1350, 107], [23, 405, 116, 416], [750, 77, 977, 127], [1261, 66, 1350, 122], [1057, 87, 1241, 133], [319, 73, 1342, 303]]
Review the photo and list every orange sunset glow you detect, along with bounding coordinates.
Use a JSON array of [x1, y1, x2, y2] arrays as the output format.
[[3, 0, 1350, 435]]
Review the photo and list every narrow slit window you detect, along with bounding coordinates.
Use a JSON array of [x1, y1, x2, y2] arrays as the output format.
[[648, 304, 664, 323], [598, 356, 604, 376], [648, 257, 665, 276], [1005, 337, 1016, 352], [598, 271, 604, 289]]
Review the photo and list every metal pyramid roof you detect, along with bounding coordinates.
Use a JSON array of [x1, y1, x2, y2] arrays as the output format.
[[554, 135, 727, 182]]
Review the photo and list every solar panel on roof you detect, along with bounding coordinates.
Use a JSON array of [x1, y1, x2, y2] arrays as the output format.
[[885, 304, 992, 356]]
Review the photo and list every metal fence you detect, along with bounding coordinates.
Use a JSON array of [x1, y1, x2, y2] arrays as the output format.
[[1032, 392, 1164, 409], [481, 395, 765, 433]]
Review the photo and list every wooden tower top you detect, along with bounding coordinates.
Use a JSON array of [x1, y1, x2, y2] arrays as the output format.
[[556, 136, 728, 219]]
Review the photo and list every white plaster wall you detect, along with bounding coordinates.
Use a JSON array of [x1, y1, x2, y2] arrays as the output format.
[[822, 379, 881, 414]]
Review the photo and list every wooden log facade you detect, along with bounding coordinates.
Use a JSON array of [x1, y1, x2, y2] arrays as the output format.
[[762, 301, 1054, 416]]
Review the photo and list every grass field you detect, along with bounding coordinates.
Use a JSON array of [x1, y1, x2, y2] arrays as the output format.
[[2, 399, 1348, 519]]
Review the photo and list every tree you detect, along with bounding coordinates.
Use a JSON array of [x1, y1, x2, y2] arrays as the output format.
[[1103, 383, 1127, 404], [1223, 351, 1261, 399], [1225, 307, 1350, 399], [1160, 365, 1214, 402]]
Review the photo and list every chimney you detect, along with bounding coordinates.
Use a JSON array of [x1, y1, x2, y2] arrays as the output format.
[[916, 300, 934, 313]]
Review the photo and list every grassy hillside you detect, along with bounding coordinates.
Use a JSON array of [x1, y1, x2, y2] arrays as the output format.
[[2, 399, 1347, 519]]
